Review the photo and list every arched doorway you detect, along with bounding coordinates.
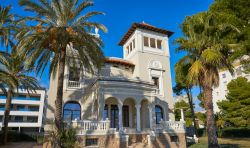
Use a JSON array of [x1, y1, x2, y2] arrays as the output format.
[[155, 105, 164, 124], [105, 97, 119, 129], [123, 98, 136, 128], [141, 99, 150, 129], [63, 101, 81, 121]]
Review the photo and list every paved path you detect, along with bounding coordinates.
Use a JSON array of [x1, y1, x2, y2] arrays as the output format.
[[0, 142, 42, 148]]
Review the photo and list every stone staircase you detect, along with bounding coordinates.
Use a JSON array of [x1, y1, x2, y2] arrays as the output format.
[[128, 142, 150, 148], [128, 134, 150, 148]]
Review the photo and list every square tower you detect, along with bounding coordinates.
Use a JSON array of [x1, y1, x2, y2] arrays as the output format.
[[118, 22, 175, 120]]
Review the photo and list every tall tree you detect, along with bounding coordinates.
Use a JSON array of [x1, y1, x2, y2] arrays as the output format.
[[17, 0, 107, 146], [175, 12, 237, 147], [209, 0, 250, 72], [217, 77, 250, 127], [174, 61, 198, 135], [0, 5, 16, 52], [0, 49, 40, 145]]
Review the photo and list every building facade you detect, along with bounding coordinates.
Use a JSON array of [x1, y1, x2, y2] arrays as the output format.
[[0, 89, 46, 133], [212, 65, 250, 112], [45, 22, 186, 148]]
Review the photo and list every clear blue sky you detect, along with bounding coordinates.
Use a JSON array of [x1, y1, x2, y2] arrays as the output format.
[[1, 0, 213, 111]]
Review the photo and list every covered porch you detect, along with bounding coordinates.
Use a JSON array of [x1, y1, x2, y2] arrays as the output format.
[[101, 96, 152, 133]]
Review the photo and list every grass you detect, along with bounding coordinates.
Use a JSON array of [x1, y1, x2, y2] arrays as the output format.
[[189, 137, 250, 148]]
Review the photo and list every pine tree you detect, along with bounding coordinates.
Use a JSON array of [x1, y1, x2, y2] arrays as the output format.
[[217, 77, 250, 127]]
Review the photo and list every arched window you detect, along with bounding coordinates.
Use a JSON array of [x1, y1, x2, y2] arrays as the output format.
[[155, 105, 163, 124], [63, 101, 81, 121]]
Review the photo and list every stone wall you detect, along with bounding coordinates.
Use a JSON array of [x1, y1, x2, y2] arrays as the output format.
[[43, 133, 186, 148], [78, 134, 127, 148], [152, 133, 186, 148]]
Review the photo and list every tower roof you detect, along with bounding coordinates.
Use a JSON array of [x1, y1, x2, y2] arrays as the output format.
[[105, 57, 135, 67], [118, 22, 174, 46]]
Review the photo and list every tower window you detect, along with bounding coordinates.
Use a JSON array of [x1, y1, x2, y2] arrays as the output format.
[[157, 40, 162, 49], [150, 38, 156, 48], [133, 39, 135, 49], [126, 46, 129, 54], [144, 37, 149, 47], [152, 77, 159, 89], [129, 43, 133, 52], [69, 67, 80, 81]]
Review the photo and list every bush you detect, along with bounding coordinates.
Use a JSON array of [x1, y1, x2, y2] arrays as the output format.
[[0, 131, 45, 144], [197, 128, 206, 137], [0, 131, 36, 143], [61, 127, 77, 148], [196, 127, 250, 138], [221, 127, 250, 138]]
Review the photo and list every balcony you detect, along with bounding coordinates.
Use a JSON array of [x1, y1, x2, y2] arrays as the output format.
[[67, 80, 81, 89], [72, 120, 110, 135], [0, 95, 40, 101]]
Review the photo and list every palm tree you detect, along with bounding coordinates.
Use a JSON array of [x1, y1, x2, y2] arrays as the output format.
[[175, 12, 237, 148], [17, 0, 107, 146], [0, 5, 15, 52], [0, 49, 40, 145], [174, 61, 198, 136]]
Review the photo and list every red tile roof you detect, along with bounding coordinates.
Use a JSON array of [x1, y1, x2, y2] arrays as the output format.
[[118, 22, 174, 46], [104, 57, 135, 67]]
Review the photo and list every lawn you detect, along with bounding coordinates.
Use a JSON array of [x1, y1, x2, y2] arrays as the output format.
[[189, 137, 250, 148]]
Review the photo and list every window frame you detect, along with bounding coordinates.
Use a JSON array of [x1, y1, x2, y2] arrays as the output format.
[[152, 77, 160, 89], [155, 105, 163, 124], [156, 40, 162, 49], [144, 36, 149, 47], [68, 66, 81, 82], [150, 38, 156, 48], [63, 101, 81, 121]]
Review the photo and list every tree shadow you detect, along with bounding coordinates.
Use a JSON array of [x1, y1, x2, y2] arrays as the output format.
[[220, 144, 239, 148]]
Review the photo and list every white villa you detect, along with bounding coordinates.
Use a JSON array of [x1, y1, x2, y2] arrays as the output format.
[[213, 64, 250, 112], [45, 22, 186, 148]]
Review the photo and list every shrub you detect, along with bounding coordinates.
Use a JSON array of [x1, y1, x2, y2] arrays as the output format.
[[0, 131, 36, 143], [61, 127, 77, 148], [221, 127, 250, 138], [197, 128, 206, 137]]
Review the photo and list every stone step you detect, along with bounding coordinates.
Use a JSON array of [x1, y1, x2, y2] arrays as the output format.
[[128, 142, 150, 148]]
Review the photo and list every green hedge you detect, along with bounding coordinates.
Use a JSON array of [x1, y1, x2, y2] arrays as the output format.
[[221, 127, 250, 138], [197, 127, 250, 138], [197, 128, 206, 137], [0, 131, 44, 143]]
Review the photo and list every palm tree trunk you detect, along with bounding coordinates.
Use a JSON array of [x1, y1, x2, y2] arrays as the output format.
[[203, 85, 219, 148], [54, 48, 66, 147], [186, 88, 198, 136], [3, 88, 12, 145]]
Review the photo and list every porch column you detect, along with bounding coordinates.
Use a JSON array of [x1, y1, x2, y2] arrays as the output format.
[[180, 108, 185, 121], [118, 103, 123, 131], [135, 104, 141, 131], [148, 105, 153, 129], [98, 92, 104, 120]]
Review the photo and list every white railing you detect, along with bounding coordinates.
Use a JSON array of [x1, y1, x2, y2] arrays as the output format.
[[155, 121, 186, 133], [67, 80, 81, 88], [72, 120, 110, 131]]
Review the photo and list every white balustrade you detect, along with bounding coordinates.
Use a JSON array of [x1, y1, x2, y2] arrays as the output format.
[[155, 121, 186, 133], [72, 120, 110, 132], [67, 80, 81, 88]]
